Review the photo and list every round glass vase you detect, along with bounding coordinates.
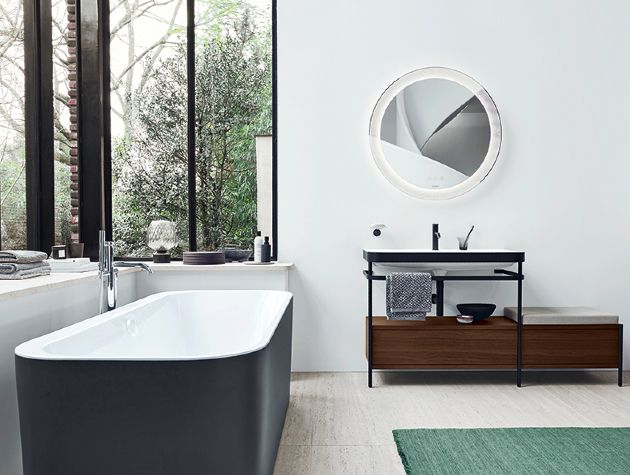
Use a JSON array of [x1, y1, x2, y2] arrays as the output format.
[[147, 220, 178, 263]]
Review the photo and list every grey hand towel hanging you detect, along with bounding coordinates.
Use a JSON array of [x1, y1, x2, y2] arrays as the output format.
[[386, 272, 432, 320]]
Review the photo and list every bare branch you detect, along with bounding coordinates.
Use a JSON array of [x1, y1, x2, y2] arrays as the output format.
[[111, 0, 174, 37]]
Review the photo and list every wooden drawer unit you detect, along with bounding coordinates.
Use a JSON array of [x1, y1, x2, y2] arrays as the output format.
[[522, 325, 620, 369], [366, 317, 622, 373], [367, 316, 517, 369]]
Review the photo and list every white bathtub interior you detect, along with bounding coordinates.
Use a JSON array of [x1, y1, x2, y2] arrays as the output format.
[[16, 290, 292, 361]]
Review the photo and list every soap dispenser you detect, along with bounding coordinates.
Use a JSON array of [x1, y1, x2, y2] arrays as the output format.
[[261, 236, 271, 263], [253, 231, 263, 263]]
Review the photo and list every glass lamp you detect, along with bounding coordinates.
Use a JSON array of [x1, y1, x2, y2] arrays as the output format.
[[147, 220, 178, 263]]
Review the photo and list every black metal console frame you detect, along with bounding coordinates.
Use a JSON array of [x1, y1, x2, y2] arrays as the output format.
[[617, 323, 623, 388], [364, 251, 525, 388]]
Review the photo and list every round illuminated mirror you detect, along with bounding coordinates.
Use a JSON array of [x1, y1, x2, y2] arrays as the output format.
[[369, 67, 502, 200]]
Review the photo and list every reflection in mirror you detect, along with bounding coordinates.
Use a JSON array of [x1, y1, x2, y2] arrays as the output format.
[[380, 78, 491, 189]]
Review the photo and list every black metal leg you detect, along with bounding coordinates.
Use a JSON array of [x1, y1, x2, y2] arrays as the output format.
[[516, 262, 523, 388], [619, 324, 624, 387], [368, 263, 373, 388], [436, 280, 444, 316]]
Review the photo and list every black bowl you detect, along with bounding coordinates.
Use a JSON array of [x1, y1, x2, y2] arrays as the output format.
[[223, 249, 253, 262], [456, 303, 496, 322]]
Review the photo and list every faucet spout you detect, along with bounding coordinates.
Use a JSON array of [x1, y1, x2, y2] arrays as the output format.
[[114, 261, 153, 274], [432, 223, 441, 251]]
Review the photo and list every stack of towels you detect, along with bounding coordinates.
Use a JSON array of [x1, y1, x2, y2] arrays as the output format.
[[386, 272, 432, 320], [0, 251, 50, 280]]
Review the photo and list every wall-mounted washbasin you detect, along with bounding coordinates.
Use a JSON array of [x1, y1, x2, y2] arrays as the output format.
[[363, 249, 525, 274]]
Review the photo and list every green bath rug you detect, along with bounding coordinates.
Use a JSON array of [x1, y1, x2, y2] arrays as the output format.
[[393, 427, 630, 475]]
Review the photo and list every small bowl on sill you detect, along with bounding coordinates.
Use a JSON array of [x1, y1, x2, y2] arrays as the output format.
[[223, 249, 253, 263]]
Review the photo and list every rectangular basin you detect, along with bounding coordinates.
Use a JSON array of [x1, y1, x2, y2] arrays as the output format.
[[363, 249, 525, 273]]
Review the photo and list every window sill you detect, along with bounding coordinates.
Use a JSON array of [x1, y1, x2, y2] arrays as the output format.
[[0, 262, 293, 302], [0, 268, 136, 303], [146, 262, 293, 272]]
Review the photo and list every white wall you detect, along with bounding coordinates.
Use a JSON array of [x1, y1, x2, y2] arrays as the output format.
[[135, 269, 289, 297], [278, 0, 630, 371], [256, 135, 274, 245]]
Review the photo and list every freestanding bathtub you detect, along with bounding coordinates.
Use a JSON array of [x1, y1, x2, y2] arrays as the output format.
[[15, 290, 293, 475]]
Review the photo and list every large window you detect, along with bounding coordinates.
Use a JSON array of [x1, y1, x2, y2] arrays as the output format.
[[0, 0, 26, 250], [110, 0, 188, 257], [194, 0, 272, 251], [110, 0, 274, 257], [1, 0, 275, 257], [1, 0, 78, 252]]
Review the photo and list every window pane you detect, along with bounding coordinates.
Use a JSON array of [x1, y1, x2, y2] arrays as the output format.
[[194, 0, 272, 251], [0, 0, 27, 250], [110, 0, 188, 257], [52, 0, 77, 246]]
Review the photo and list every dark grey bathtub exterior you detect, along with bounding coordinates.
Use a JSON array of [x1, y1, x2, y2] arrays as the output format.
[[16, 299, 292, 475]]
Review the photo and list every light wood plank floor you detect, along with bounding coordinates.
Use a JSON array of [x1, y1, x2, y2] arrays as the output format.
[[274, 371, 629, 475]]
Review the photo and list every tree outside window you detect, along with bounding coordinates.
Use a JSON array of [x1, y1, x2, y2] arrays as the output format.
[[111, 0, 272, 256]]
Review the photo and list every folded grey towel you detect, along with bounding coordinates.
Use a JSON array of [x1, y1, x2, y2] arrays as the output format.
[[386, 272, 432, 320], [0, 261, 50, 279], [0, 250, 48, 264]]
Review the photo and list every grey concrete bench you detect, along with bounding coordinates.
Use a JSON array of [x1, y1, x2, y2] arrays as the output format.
[[505, 306, 619, 325], [504, 306, 622, 386]]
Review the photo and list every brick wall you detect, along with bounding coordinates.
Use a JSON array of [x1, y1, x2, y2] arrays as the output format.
[[66, 0, 79, 242]]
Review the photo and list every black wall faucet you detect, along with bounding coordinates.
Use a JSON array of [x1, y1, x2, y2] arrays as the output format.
[[432, 223, 441, 250]]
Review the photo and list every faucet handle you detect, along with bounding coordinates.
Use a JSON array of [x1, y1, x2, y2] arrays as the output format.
[[98, 233, 115, 273]]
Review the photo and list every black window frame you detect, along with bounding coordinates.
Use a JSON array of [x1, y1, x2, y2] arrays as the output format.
[[23, 0, 278, 261], [24, 0, 55, 253]]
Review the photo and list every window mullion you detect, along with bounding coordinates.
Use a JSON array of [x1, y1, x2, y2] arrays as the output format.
[[24, 0, 55, 253], [77, 0, 106, 259], [186, 0, 196, 252]]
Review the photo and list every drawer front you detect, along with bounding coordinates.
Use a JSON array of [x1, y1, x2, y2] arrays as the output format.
[[523, 325, 620, 368], [371, 328, 516, 368]]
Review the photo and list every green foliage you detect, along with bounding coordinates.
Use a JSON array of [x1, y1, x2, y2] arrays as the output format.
[[0, 141, 71, 248], [54, 158, 72, 244], [0, 140, 27, 249], [112, 53, 189, 256], [113, 7, 271, 255]]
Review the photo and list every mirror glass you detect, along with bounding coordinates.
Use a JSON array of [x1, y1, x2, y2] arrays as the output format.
[[369, 68, 501, 200]]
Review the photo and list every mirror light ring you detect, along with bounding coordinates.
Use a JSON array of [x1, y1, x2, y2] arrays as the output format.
[[369, 67, 502, 200]]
